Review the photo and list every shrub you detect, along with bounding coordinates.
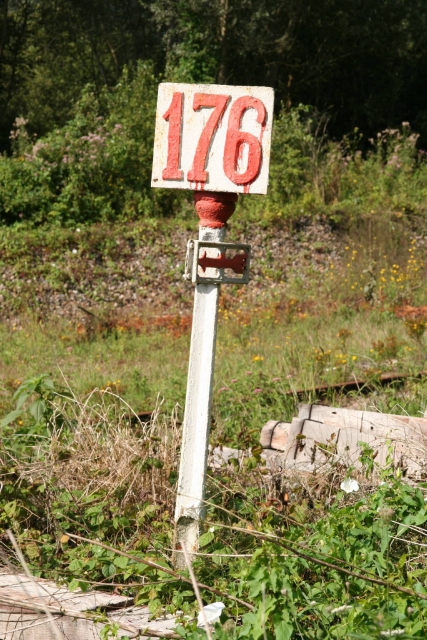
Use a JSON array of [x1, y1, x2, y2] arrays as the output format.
[[0, 63, 185, 225]]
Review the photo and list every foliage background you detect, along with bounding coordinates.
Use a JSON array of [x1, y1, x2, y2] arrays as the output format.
[[1, 0, 427, 226], [2, 0, 427, 147]]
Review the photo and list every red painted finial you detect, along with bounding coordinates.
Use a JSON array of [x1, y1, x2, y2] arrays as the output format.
[[193, 191, 238, 228]]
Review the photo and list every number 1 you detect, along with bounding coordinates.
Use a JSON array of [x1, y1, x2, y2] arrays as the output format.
[[162, 92, 184, 181]]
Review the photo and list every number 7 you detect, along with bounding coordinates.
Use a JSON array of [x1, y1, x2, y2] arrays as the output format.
[[187, 94, 229, 183]]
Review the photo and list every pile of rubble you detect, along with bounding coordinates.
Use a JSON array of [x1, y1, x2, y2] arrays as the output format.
[[260, 404, 427, 478]]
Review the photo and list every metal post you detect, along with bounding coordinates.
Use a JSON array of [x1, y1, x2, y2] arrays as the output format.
[[174, 192, 237, 568]]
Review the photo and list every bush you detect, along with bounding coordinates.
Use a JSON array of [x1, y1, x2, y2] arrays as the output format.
[[3, 84, 427, 228], [238, 111, 427, 228], [0, 63, 185, 225]]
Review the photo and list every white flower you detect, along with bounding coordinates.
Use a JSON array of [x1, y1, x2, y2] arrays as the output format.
[[72, 249, 78, 254], [76, 228, 81, 232], [331, 604, 352, 614], [197, 602, 225, 627], [340, 479, 359, 493], [209, 526, 215, 533]]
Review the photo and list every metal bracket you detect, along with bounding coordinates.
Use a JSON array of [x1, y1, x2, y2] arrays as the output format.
[[184, 240, 251, 285], [183, 239, 196, 281]]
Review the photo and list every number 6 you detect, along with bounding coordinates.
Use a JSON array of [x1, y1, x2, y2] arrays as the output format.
[[223, 96, 267, 186]]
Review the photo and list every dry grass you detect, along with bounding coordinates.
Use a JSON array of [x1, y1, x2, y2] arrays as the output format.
[[10, 386, 181, 513]]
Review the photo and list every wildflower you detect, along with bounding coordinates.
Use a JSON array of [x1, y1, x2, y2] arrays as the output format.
[[197, 602, 225, 627], [218, 387, 228, 393], [331, 605, 352, 614], [340, 478, 359, 493], [253, 388, 263, 394], [72, 249, 77, 254], [252, 355, 264, 361]]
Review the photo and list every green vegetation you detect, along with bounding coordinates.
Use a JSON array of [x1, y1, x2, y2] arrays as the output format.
[[2, 149, 427, 636], [2, 3, 427, 638], [0, 64, 183, 225], [2, 366, 427, 637], [2, 218, 427, 636], [1, 0, 427, 150], [2, 85, 427, 226]]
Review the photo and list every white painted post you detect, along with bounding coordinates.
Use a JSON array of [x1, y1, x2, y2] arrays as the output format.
[[173, 191, 237, 567], [174, 223, 226, 567]]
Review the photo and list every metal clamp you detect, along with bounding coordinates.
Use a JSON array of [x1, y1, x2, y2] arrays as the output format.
[[184, 240, 251, 285], [183, 239, 196, 281]]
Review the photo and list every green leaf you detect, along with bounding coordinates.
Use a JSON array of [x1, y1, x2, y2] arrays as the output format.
[[29, 398, 47, 422], [0, 408, 23, 428], [24, 541, 40, 560], [68, 559, 83, 572], [102, 563, 116, 578], [401, 493, 418, 507], [4, 501, 18, 517], [274, 621, 294, 640], [15, 391, 30, 410], [269, 567, 278, 591], [198, 531, 214, 548], [114, 555, 129, 569], [398, 554, 407, 569], [414, 510, 427, 526], [68, 579, 80, 591]]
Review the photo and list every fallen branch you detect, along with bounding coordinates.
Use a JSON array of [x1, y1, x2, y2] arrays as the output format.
[[66, 532, 254, 611], [182, 542, 214, 640]]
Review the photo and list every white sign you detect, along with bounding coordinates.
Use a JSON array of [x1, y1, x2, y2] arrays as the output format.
[[151, 83, 274, 195]]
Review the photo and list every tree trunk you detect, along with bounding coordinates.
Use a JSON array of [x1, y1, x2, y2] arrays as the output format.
[[216, 0, 229, 84]]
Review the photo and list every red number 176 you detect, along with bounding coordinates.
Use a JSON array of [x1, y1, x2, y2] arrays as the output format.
[[162, 92, 266, 187]]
